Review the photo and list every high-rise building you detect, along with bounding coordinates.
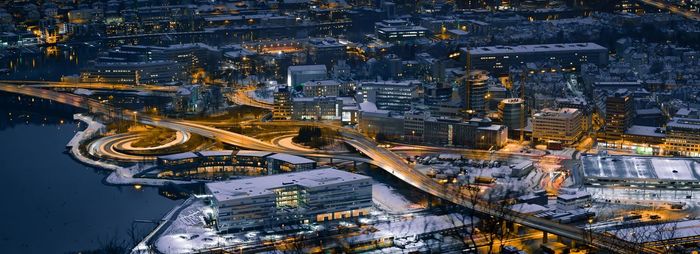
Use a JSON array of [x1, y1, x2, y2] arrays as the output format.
[[498, 98, 526, 135], [604, 89, 633, 146], [532, 108, 584, 145], [273, 86, 292, 120], [464, 70, 489, 114], [206, 168, 372, 232]]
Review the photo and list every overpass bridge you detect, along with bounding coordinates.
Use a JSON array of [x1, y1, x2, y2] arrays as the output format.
[[0, 83, 661, 254]]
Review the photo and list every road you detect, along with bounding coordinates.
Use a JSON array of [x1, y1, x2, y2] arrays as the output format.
[[636, 0, 700, 21], [0, 83, 661, 254], [227, 86, 274, 110], [1, 80, 179, 92]]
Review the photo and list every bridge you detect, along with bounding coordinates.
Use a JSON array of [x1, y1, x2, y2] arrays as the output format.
[[0, 83, 661, 254]]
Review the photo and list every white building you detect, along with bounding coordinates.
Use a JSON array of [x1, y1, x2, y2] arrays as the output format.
[[206, 168, 372, 232], [532, 108, 584, 145], [287, 65, 328, 87], [556, 188, 592, 211]]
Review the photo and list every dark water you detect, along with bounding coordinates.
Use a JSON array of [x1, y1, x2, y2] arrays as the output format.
[[0, 116, 177, 253], [1, 45, 98, 81]]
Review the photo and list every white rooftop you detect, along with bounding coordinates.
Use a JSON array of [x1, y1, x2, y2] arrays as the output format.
[[206, 168, 370, 202], [582, 155, 700, 181], [466, 42, 606, 55], [267, 153, 315, 164]]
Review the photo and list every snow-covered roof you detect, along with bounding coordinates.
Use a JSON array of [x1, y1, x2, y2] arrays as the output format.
[[466, 42, 606, 55], [582, 155, 700, 181], [206, 168, 370, 202], [267, 153, 315, 164]]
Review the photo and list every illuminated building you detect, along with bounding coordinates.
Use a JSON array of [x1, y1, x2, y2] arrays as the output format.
[[302, 80, 340, 97], [582, 155, 700, 190], [423, 117, 508, 149], [80, 60, 183, 85], [273, 86, 292, 120], [463, 70, 489, 114], [498, 98, 526, 136], [360, 80, 419, 112], [532, 108, 584, 145], [292, 96, 341, 121], [375, 19, 428, 42], [205, 168, 372, 232], [463, 43, 608, 74], [665, 108, 700, 157], [151, 150, 316, 179], [603, 89, 634, 147], [287, 65, 328, 88]]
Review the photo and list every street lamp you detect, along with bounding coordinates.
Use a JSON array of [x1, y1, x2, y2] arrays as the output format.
[[132, 111, 138, 124]]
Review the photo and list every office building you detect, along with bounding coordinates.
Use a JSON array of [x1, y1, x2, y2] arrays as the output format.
[[665, 108, 700, 157], [604, 89, 634, 146], [292, 96, 341, 121], [273, 86, 292, 120], [463, 43, 608, 74], [464, 70, 489, 114], [287, 65, 328, 88], [80, 60, 183, 85], [206, 168, 372, 232], [498, 98, 526, 132], [375, 19, 428, 42], [532, 108, 584, 145], [302, 80, 340, 97], [360, 80, 419, 112], [152, 150, 316, 179], [423, 117, 508, 149]]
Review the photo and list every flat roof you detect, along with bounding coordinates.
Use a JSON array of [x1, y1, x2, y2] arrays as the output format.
[[267, 153, 315, 164], [466, 42, 606, 55], [582, 155, 700, 181], [235, 150, 273, 157], [159, 152, 198, 161], [206, 168, 370, 202], [288, 65, 327, 72], [625, 125, 665, 138]]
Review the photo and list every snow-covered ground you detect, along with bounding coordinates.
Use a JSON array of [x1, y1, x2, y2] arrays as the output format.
[[154, 199, 228, 254], [373, 183, 425, 214], [247, 89, 274, 104], [69, 114, 195, 187]]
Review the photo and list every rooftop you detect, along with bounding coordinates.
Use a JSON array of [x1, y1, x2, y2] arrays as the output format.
[[466, 42, 606, 55], [206, 168, 370, 202], [582, 155, 700, 181]]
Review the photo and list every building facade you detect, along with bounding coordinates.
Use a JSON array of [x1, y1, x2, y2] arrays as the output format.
[[532, 108, 584, 145], [360, 80, 419, 112], [206, 168, 372, 232], [151, 150, 316, 179], [464, 43, 608, 74]]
